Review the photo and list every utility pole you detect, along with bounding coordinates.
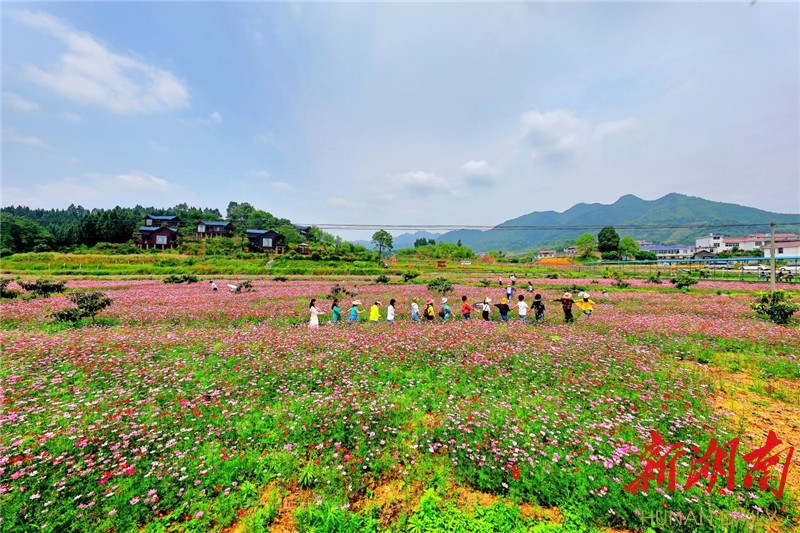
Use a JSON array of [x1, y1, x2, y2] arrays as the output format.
[[769, 221, 776, 292]]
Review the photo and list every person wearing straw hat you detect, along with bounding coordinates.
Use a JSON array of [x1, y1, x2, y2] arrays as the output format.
[[424, 298, 436, 322], [348, 300, 364, 323], [481, 297, 492, 321], [575, 292, 596, 318], [369, 301, 382, 322], [494, 297, 511, 322], [440, 297, 452, 321], [411, 297, 420, 322], [552, 292, 575, 323]]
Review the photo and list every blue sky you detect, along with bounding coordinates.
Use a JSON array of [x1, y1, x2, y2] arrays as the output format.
[[2, 1, 798, 239]]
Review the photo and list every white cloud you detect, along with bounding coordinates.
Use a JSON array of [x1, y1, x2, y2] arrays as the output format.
[[255, 132, 279, 147], [592, 118, 637, 141], [268, 181, 294, 192], [398, 171, 451, 193], [2, 128, 49, 148], [210, 111, 222, 123], [461, 159, 497, 187], [3, 92, 40, 111], [5, 170, 195, 208], [249, 167, 270, 178], [147, 140, 171, 154], [58, 111, 81, 121], [520, 110, 587, 162], [11, 9, 189, 115]]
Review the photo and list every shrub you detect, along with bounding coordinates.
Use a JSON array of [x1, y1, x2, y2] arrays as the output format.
[[51, 291, 113, 324], [232, 280, 254, 293], [329, 283, 354, 298], [426, 277, 453, 295], [19, 279, 66, 298], [479, 279, 491, 287], [670, 273, 698, 290], [402, 271, 420, 282], [163, 274, 198, 284], [545, 273, 559, 279], [0, 279, 20, 299], [613, 274, 630, 289], [375, 274, 390, 284], [273, 276, 288, 282], [752, 290, 799, 325], [646, 275, 662, 284]]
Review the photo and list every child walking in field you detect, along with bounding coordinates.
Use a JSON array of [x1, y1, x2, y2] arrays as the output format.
[[494, 298, 511, 322], [517, 294, 528, 323], [575, 292, 596, 318], [424, 298, 436, 322], [553, 292, 575, 323], [411, 298, 420, 321], [532, 294, 545, 324], [481, 298, 491, 321], [461, 295, 471, 320], [441, 298, 452, 321], [348, 300, 364, 323], [330, 299, 342, 323], [387, 299, 396, 323], [309, 298, 324, 329], [369, 301, 382, 322]]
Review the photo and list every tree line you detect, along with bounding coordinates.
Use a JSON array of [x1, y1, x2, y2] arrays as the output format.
[[0, 202, 345, 256]]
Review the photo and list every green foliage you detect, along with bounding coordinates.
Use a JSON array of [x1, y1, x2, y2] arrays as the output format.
[[597, 226, 620, 253], [613, 274, 630, 288], [231, 281, 254, 293], [371, 230, 393, 258], [52, 291, 113, 323], [634, 250, 658, 260], [402, 271, 420, 282], [329, 283, 355, 298], [163, 273, 199, 284], [671, 273, 698, 290], [398, 242, 474, 260], [426, 277, 453, 295], [18, 279, 67, 297], [479, 279, 491, 287], [0, 213, 54, 255], [752, 290, 799, 325], [273, 276, 288, 282], [618, 236, 640, 258], [574, 233, 597, 257], [544, 273, 558, 279], [601, 250, 620, 261], [414, 237, 436, 248], [375, 274, 390, 284]]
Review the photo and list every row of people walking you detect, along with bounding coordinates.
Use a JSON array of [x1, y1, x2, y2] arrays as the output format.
[[309, 291, 597, 327]]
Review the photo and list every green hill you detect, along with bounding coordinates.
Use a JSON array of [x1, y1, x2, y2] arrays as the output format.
[[437, 193, 800, 253]]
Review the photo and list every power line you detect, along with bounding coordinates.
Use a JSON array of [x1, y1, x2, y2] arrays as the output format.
[[301, 221, 800, 232]]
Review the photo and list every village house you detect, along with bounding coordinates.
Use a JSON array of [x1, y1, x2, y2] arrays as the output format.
[[640, 244, 695, 260], [137, 226, 179, 249], [195, 220, 234, 238], [144, 214, 181, 228], [246, 229, 286, 253], [764, 240, 800, 259]]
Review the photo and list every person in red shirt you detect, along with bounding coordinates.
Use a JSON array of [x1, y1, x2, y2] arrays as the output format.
[[461, 295, 472, 320]]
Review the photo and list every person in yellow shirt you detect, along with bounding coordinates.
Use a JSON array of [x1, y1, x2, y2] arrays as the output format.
[[369, 301, 382, 322], [575, 292, 596, 318]]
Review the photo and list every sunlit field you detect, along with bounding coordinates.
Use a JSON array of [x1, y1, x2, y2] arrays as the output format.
[[1, 278, 798, 532]]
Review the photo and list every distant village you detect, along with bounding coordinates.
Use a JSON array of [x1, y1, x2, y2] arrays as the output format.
[[535, 232, 799, 261], [135, 214, 312, 254]]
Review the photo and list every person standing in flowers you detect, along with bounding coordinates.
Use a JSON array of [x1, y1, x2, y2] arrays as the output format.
[[461, 295, 472, 320], [309, 298, 324, 328], [440, 297, 452, 321], [424, 298, 436, 322], [506, 285, 514, 302], [481, 297, 492, 321], [553, 292, 575, 323], [575, 292, 596, 318], [494, 297, 511, 322], [411, 297, 420, 321], [516, 294, 528, 323], [387, 298, 396, 323], [369, 301, 382, 322], [210, 280, 218, 292], [510, 274, 516, 287], [330, 299, 342, 323], [348, 300, 364, 323], [532, 294, 545, 324]]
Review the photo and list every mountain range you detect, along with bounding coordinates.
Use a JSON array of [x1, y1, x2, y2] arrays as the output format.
[[373, 193, 800, 253]]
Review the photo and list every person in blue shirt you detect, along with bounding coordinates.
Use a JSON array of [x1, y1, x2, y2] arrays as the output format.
[[348, 300, 364, 323]]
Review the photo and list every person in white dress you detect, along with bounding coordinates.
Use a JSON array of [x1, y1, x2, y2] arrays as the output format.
[[387, 298, 396, 323], [309, 298, 324, 328]]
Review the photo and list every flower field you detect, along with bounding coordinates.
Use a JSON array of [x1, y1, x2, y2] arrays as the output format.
[[1, 278, 799, 532]]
